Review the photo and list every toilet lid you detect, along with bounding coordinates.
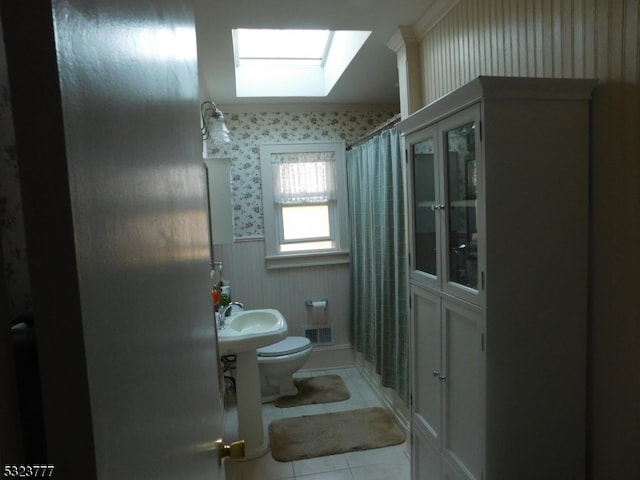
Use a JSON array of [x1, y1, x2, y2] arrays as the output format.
[[257, 336, 311, 357]]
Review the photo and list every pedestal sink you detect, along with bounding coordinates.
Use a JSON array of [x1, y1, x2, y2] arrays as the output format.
[[217, 309, 287, 459]]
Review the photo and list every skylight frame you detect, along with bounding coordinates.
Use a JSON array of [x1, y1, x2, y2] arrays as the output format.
[[231, 28, 372, 98], [233, 29, 334, 68]]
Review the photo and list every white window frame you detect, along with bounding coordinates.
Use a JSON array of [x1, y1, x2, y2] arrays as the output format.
[[260, 141, 350, 269]]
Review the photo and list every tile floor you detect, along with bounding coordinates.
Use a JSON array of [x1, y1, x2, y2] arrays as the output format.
[[223, 366, 411, 480]]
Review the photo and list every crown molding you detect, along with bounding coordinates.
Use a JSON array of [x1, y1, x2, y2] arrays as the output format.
[[387, 26, 419, 52], [413, 0, 460, 39]]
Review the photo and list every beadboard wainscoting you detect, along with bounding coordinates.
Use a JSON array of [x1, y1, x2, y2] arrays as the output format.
[[419, 0, 639, 105], [213, 239, 354, 368]]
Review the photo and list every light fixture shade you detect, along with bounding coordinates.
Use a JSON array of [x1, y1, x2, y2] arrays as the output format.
[[206, 115, 231, 146], [201, 100, 231, 157]]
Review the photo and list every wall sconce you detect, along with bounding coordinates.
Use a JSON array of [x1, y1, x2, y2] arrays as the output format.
[[201, 100, 230, 156]]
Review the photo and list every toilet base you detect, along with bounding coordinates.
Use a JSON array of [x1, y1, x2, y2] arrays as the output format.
[[259, 374, 299, 403], [257, 337, 312, 403]]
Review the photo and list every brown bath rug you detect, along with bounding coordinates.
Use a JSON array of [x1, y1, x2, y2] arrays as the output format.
[[274, 374, 350, 408], [268, 407, 406, 461]]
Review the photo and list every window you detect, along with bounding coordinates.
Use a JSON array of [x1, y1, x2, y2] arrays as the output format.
[[232, 28, 371, 97], [261, 142, 349, 268], [234, 29, 331, 68]]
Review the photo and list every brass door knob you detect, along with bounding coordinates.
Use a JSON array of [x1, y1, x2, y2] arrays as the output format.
[[216, 439, 245, 464]]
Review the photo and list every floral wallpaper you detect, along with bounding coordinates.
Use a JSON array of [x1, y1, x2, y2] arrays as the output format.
[[206, 110, 397, 238], [0, 48, 31, 321]]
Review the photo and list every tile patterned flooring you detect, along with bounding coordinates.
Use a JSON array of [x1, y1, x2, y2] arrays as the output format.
[[223, 366, 411, 480]]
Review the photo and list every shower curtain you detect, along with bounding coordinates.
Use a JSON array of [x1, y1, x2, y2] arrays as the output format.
[[346, 128, 409, 403]]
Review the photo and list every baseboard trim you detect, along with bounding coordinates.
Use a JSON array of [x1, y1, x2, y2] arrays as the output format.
[[304, 343, 354, 370], [355, 359, 411, 436]]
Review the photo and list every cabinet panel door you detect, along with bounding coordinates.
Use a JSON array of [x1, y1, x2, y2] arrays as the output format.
[[412, 428, 441, 480], [406, 126, 442, 289], [411, 286, 442, 442], [442, 298, 484, 480], [439, 106, 483, 306], [443, 459, 464, 480]]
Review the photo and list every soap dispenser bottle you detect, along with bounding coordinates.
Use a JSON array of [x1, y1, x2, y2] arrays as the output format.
[[211, 285, 220, 311], [210, 261, 223, 311], [220, 285, 231, 316]]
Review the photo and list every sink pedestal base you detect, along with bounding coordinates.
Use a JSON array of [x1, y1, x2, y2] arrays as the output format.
[[235, 350, 269, 459]]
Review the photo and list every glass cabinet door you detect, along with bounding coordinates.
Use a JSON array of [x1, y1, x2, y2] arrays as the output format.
[[410, 128, 439, 284], [405, 104, 482, 304], [443, 120, 479, 291]]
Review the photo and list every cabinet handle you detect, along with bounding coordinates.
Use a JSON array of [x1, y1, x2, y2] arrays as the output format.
[[429, 204, 446, 211], [432, 371, 440, 377], [438, 375, 446, 382]]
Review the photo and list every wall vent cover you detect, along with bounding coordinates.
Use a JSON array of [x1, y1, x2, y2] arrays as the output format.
[[304, 326, 333, 345]]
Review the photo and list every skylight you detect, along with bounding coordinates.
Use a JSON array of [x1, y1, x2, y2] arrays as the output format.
[[235, 29, 331, 67], [232, 28, 371, 98]]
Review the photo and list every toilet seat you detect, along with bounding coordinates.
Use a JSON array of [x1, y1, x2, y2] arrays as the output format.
[[257, 336, 311, 358]]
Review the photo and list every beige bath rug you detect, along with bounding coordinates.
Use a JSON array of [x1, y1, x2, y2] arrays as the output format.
[[274, 374, 350, 408], [268, 407, 406, 462]]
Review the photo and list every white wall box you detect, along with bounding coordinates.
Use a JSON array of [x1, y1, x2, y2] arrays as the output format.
[[397, 76, 596, 480], [204, 157, 234, 245]]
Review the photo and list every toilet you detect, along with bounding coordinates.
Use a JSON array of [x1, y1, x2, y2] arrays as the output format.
[[257, 336, 312, 403]]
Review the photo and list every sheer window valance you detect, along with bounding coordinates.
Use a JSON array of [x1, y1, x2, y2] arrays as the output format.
[[271, 151, 336, 204]]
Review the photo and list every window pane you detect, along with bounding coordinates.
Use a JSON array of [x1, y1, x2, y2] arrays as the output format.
[[282, 205, 330, 241], [412, 138, 438, 276], [238, 58, 322, 68], [236, 29, 330, 61], [281, 241, 335, 252], [446, 121, 478, 290]]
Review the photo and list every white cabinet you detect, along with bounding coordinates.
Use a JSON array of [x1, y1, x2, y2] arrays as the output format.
[[203, 157, 234, 245], [412, 287, 484, 479], [398, 76, 596, 480]]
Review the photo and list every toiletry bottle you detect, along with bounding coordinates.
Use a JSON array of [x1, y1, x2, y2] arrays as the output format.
[[219, 274, 229, 293], [211, 261, 224, 312], [220, 285, 231, 316], [211, 286, 220, 311]]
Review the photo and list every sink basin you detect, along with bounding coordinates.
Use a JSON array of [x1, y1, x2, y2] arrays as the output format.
[[217, 309, 287, 355]]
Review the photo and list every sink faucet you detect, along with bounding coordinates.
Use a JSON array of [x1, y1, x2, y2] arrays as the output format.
[[217, 301, 244, 329]]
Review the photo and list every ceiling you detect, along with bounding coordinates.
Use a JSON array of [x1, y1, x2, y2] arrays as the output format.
[[194, 0, 451, 107]]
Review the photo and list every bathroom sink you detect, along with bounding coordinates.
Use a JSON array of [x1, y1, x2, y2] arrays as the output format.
[[216, 309, 288, 458], [217, 309, 287, 355]]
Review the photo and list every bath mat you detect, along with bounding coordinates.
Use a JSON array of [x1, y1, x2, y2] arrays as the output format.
[[274, 374, 350, 408], [269, 407, 405, 461]]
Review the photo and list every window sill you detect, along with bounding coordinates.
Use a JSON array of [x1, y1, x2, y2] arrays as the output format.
[[265, 250, 350, 269]]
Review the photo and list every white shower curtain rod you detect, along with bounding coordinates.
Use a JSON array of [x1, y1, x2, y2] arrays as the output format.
[[346, 113, 402, 150]]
